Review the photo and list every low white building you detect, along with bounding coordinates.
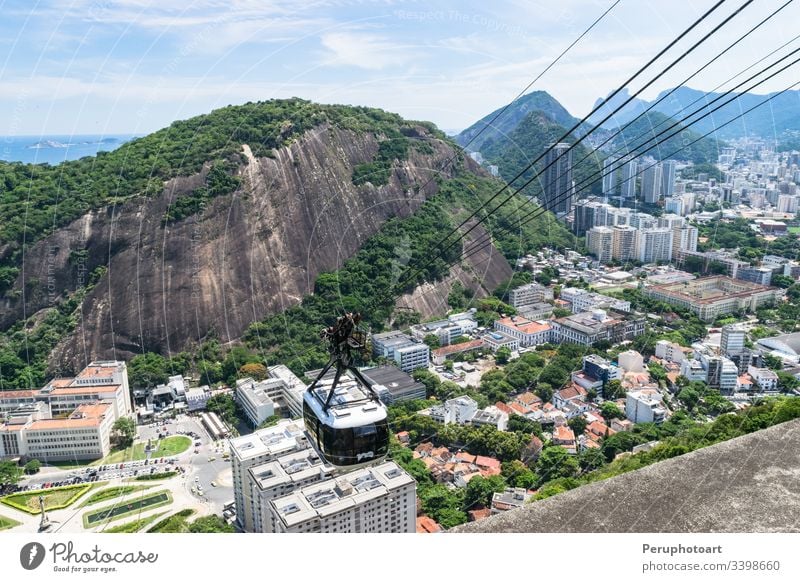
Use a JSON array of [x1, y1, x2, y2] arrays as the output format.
[[618, 350, 644, 373], [235, 378, 278, 427], [748, 366, 779, 392], [185, 386, 211, 411], [625, 390, 667, 424], [655, 340, 685, 363]]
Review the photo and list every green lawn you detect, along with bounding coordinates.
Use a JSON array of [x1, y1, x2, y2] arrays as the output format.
[[147, 509, 195, 533], [82, 485, 151, 507], [1, 482, 104, 514], [51, 435, 192, 469], [104, 511, 168, 533], [788, 226, 800, 234], [0, 514, 21, 531], [101, 436, 192, 464], [83, 490, 173, 528]]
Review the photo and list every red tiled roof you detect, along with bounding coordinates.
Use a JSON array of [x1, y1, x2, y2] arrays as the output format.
[[553, 425, 576, 443], [416, 516, 442, 533], [468, 508, 492, 522], [475, 455, 501, 470], [496, 316, 552, 335]]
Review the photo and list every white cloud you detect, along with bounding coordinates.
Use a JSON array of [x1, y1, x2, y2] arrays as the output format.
[[319, 31, 418, 70]]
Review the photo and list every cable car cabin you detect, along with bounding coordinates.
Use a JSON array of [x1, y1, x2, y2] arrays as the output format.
[[303, 376, 389, 469]]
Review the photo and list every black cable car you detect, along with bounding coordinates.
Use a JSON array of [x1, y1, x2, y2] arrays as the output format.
[[303, 313, 390, 468], [302, 314, 389, 467]]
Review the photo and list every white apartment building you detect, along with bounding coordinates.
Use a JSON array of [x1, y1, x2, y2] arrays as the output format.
[[626, 390, 667, 424], [748, 366, 779, 392], [559, 287, 631, 313], [508, 282, 553, 308], [655, 340, 685, 363], [410, 312, 478, 346], [229, 420, 310, 532], [269, 462, 416, 533], [612, 225, 638, 262], [680, 358, 707, 382], [425, 395, 479, 425], [636, 228, 673, 263], [248, 447, 336, 532], [672, 225, 698, 257], [586, 226, 614, 263], [235, 378, 278, 427], [720, 325, 746, 356]]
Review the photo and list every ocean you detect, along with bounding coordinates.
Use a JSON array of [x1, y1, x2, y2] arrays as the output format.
[[0, 134, 140, 165]]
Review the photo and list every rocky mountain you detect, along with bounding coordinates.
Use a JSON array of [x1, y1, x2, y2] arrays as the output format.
[[0, 99, 571, 380], [455, 91, 580, 152]]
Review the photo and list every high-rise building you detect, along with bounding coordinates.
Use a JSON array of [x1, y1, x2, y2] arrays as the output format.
[[543, 142, 574, 214], [269, 462, 416, 533], [635, 228, 673, 263], [573, 198, 600, 236], [658, 213, 685, 229], [612, 225, 638, 262], [720, 325, 746, 356], [642, 164, 663, 204], [661, 160, 677, 198], [621, 159, 638, 198], [665, 197, 684, 216], [672, 225, 698, 257], [586, 226, 614, 263], [602, 158, 616, 199]]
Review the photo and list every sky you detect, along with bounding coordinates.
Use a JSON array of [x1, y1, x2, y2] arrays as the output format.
[[1, 0, 799, 136]]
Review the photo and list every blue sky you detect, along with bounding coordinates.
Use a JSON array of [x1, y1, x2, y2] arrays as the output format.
[[1, 0, 798, 136]]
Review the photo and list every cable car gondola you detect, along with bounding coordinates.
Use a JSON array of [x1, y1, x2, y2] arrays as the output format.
[[303, 313, 390, 468]]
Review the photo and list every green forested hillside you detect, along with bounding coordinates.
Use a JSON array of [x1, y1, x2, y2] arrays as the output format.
[[606, 110, 721, 163], [480, 111, 603, 199], [0, 98, 441, 274]]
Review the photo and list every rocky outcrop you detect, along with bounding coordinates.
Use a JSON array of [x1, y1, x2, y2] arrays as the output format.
[[1, 123, 502, 369], [395, 221, 512, 319]]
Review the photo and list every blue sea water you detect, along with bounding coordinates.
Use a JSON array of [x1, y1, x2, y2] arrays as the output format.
[[0, 134, 140, 165]]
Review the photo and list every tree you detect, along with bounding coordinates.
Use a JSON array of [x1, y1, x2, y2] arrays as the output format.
[[568, 415, 588, 436], [501, 460, 537, 488], [0, 461, 22, 486], [444, 360, 454, 372], [495, 346, 512, 365], [578, 447, 606, 473], [257, 415, 280, 429], [535, 446, 579, 484], [763, 354, 783, 371], [677, 386, 700, 411], [776, 371, 800, 393], [112, 417, 136, 448], [648, 361, 667, 384], [463, 475, 507, 509], [600, 401, 624, 424], [604, 379, 625, 400], [239, 362, 267, 380], [128, 353, 169, 388], [188, 515, 235, 533], [24, 459, 41, 475], [423, 334, 441, 350], [207, 393, 239, 425]]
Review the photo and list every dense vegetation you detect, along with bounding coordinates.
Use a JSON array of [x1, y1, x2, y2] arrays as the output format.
[[162, 163, 241, 224], [0, 265, 107, 388], [0, 98, 442, 269]]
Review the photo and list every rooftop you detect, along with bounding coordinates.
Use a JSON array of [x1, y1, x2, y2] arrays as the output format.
[[496, 316, 552, 335], [647, 276, 775, 305], [229, 420, 307, 461], [455, 418, 800, 533]]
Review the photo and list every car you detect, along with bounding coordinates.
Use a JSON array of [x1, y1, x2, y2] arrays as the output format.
[[194, 476, 200, 482], [210, 481, 217, 487], [133, 470, 138, 476], [207, 457, 215, 462], [150, 467, 156, 473]]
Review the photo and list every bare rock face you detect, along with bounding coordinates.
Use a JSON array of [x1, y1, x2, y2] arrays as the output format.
[[1, 124, 502, 370], [395, 221, 513, 319]]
